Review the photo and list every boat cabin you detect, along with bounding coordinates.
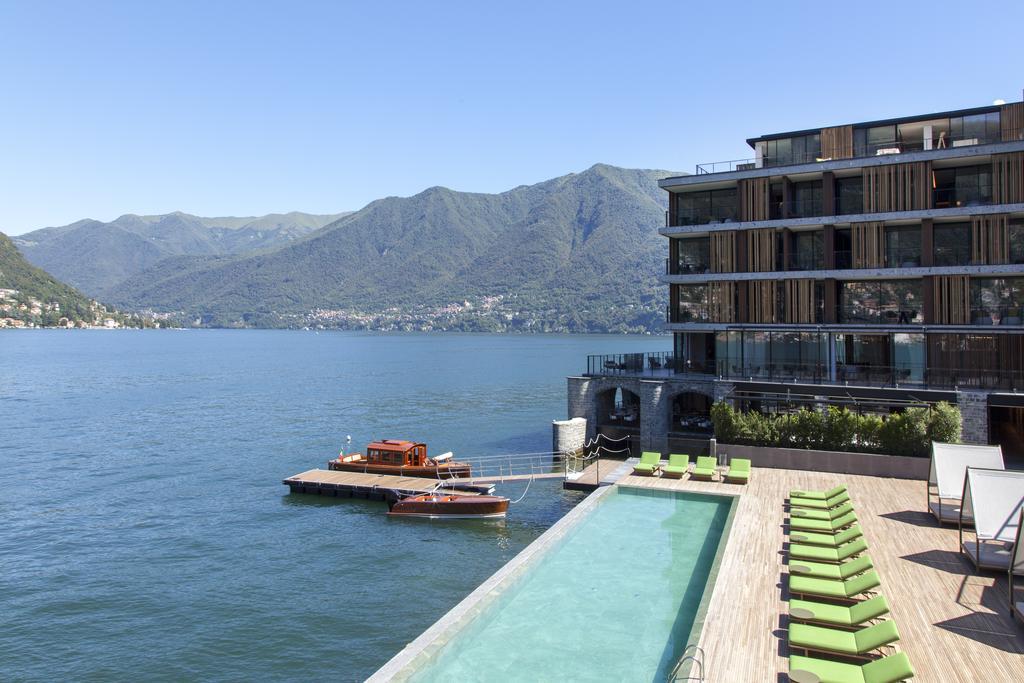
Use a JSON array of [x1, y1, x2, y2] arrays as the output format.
[[366, 440, 430, 466]]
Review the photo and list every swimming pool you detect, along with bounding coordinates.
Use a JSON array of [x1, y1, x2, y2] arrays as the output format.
[[392, 486, 735, 682]]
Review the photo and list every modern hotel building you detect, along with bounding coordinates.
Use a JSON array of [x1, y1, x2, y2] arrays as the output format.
[[570, 100, 1024, 457]]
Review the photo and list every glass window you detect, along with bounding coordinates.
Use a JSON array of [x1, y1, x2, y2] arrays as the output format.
[[932, 164, 992, 208], [764, 133, 820, 166], [950, 112, 1001, 145], [893, 333, 925, 383], [885, 225, 921, 268], [676, 285, 708, 322], [835, 228, 852, 269], [790, 230, 823, 270], [835, 176, 863, 215], [742, 331, 770, 377], [1011, 221, 1024, 265], [790, 181, 823, 218], [840, 280, 922, 324], [676, 189, 737, 225], [970, 277, 1024, 326], [855, 125, 897, 156], [676, 237, 709, 274], [933, 223, 971, 266]]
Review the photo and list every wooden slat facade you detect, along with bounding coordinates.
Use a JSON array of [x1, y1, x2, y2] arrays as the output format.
[[739, 177, 770, 221], [863, 162, 931, 212], [970, 214, 1010, 265], [709, 231, 738, 273], [927, 333, 1024, 387], [931, 275, 970, 325], [1000, 102, 1024, 141], [851, 221, 885, 269], [992, 151, 1024, 204], [708, 281, 736, 323], [746, 280, 776, 323], [745, 228, 776, 272], [820, 125, 853, 159], [783, 279, 817, 324]]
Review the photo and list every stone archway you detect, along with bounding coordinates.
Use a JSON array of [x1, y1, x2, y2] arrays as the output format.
[[596, 386, 642, 429], [668, 390, 714, 436]]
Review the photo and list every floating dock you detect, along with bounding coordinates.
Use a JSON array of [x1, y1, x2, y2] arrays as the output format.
[[282, 469, 494, 499]]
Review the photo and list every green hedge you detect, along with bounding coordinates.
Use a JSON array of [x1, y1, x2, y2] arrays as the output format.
[[709, 402, 962, 458]]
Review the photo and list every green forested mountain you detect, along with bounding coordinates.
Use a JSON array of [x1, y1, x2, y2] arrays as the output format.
[[103, 164, 679, 332], [0, 232, 137, 327], [13, 211, 349, 295]]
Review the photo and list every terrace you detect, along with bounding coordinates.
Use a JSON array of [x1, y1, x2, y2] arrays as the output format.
[[619, 466, 1024, 681]]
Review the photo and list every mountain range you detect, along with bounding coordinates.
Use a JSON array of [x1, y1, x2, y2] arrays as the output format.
[[12, 164, 680, 332], [13, 211, 348, 295]]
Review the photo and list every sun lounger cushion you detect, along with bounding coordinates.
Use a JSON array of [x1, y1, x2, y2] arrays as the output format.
[[791, 501, 855, 521], [790, 491, 852, 510], [789, 554, 873, 581], [789, 525, 863, 548], [789, 595, 890, 628], [789, 620, 900, 657], [790, 537, 868, 563], [789, 570, 881, 600], [788, 652, 914, 683], [790, 511, 857, 533], [789, 485, 847, 501]]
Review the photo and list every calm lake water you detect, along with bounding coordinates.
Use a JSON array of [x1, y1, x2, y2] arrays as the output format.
[[0, 330, 664, 682]]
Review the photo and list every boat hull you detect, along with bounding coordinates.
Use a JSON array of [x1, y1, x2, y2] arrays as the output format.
[[328, 460, 472, 479], [388, 494, 509, 519]]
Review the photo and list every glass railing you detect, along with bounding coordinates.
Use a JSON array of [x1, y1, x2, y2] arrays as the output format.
[[932, 188, 993, 209], [666, 207, 739, 226], [586, 355, 1024, 389], [665, 258, 710, 275], [586, 352, 715, 376]]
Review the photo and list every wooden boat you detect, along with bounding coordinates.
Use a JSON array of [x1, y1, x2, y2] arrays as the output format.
[[328, 439, 472, 479], [387, 492, 509, 519]]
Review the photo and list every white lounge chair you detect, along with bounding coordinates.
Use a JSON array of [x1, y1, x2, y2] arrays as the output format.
[[927, 442, 1003, 525], [959, 468, 1024, 571]]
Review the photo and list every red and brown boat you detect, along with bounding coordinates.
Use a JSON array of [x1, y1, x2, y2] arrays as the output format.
[[328, 439, 472, 479], [387, 492, 510, 519]]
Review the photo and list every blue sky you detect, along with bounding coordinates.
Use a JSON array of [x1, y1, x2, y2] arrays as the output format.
[[1, 0, 1022, 235]]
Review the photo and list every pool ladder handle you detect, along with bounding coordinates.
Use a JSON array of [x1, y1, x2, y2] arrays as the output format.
[[667, 643, 705, 682]]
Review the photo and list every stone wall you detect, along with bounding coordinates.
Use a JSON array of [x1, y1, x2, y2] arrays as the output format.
[[957, 391, 989, 445], [719, 443, 929, 480], [552, 417, 586, 455]]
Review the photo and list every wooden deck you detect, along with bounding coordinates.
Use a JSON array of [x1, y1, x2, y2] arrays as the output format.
[[282, 469, 493, 498], [618, 468, 1024, 682], [563, 457, 628, 491]]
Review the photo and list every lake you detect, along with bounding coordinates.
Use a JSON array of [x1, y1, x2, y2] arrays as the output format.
[[0, 330, 665, 681]]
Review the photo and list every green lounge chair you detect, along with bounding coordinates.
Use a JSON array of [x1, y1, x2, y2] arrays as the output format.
[[790, 485, 847, 501], [790, 490, 852, 510], [691, 455, 717, 480], [661, 453, 689, 479], [789, 652, 914, 683], [790, 525, 863, 548], [789, 554, 873, 581], [791, 501, 855, 521], [790, 537, 868, 564], [789, 595, 890, 629], [724, 457, 750, 484], [790, 511, 857, 534], [789, 620, 901, 659], [633, 451, 661, 476], [789, 570, 881, 602]]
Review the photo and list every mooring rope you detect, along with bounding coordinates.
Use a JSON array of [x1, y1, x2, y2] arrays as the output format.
[[509, 475, 534, 504]]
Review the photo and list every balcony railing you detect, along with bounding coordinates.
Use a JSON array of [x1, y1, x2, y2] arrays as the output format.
[[692, 127, 1024, 176], [666, 207, 739, 226], [666, 258, 710, 275], [585, 355, 1024, 390], [932, 188, 993, 209], [667, 303, 711, 323]]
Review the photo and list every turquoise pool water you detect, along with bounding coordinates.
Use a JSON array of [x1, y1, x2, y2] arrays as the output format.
[[407, 487, 734, 682]]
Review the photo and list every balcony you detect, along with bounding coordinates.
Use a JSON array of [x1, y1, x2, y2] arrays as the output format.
[[667, 303, 711, 324], [666, 207, 739, 227], [690, 125, 1023, 177], [585, 355, 1024, 390], [585, 352, 714, 378]]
